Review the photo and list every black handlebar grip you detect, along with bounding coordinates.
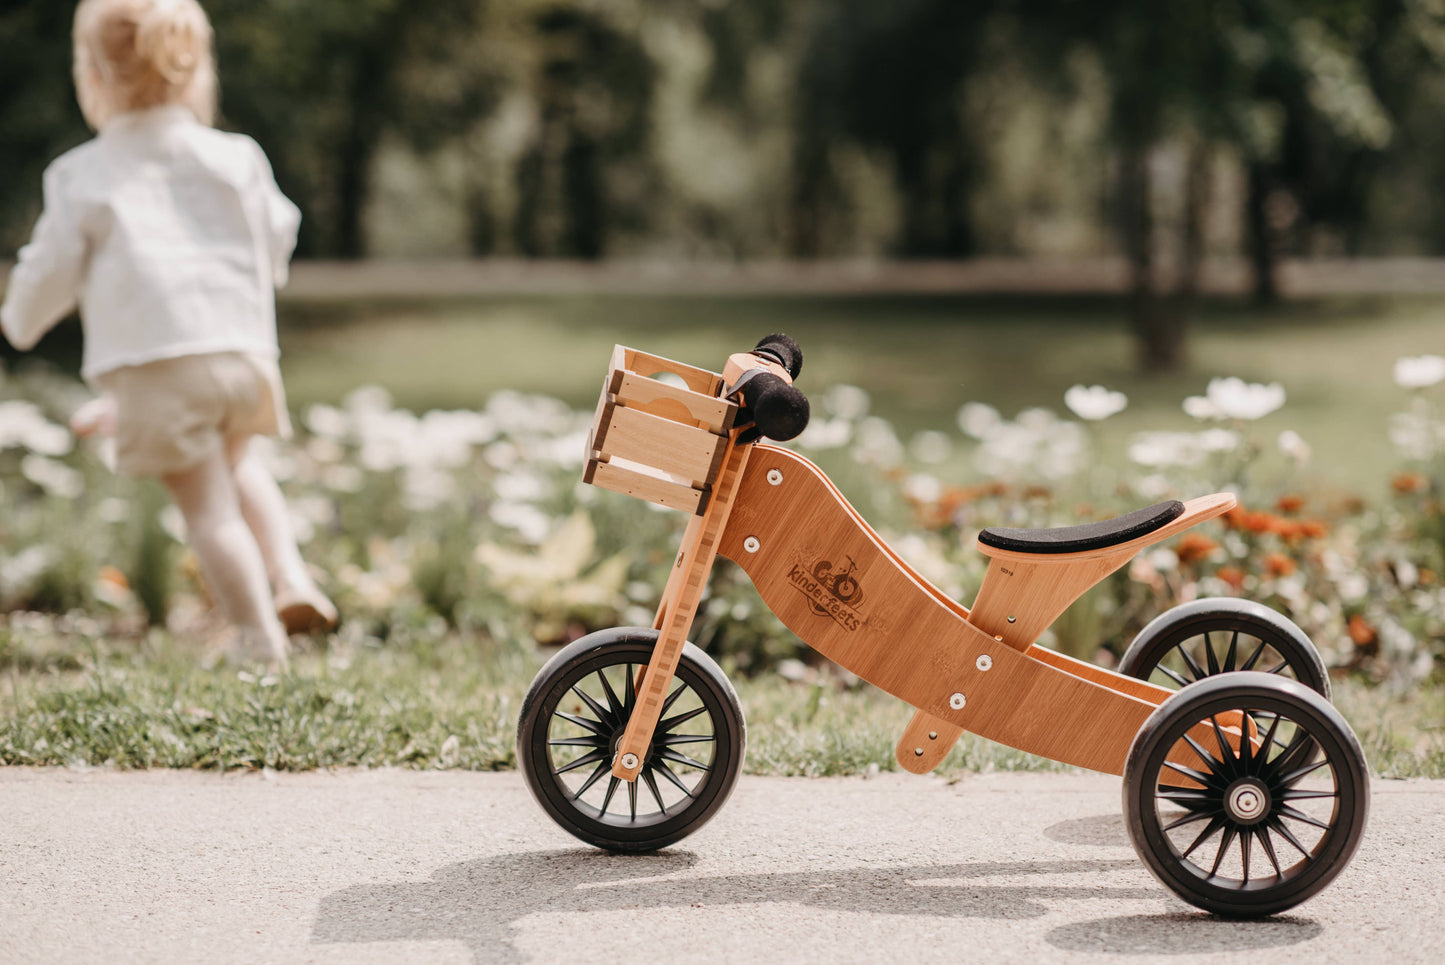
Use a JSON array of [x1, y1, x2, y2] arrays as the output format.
[[739, 371, 810, 442], [752, 333, 803, 379]]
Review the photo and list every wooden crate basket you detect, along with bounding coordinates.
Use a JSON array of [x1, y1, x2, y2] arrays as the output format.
[[583, 346, 737, 515]]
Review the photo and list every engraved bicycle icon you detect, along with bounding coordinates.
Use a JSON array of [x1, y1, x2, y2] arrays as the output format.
[[812, 555, 864, 607]]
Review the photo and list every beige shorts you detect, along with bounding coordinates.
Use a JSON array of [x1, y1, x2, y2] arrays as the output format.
[[95, 352, 293, 477]]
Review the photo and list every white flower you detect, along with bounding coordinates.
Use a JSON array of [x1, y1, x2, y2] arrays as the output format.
[[485, 391, 572, 437], [344, 384, 394, 416], [1393, 355, 1445, 389], [903, 473, 942, 503], [159, 505, 187, 542], [1198, 428, 1241, 453], [0, 400, 73, 456], [1183, 377, 1286, 421], [489, 501, 553, 544], [909, 430, 952, 464], [20, 454, 83, 498], [796, 417, 851, 450], [852, 417, 903, 467], [1128, 431, 1205, 468], [323, 464, 364, 493], [494, 470, 552, 503], [1389, 410, 1444, 460], [1064, 384, 1127, 421], [956, 402, 1001, 440], [973, 409, 1085, 480], [1278, 429, 1312, 466], [304, 404, 351, 440], [821, 384, 870, 421]]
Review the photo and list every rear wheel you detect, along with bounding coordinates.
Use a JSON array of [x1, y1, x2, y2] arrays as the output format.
[[1123, 673, 1369, 917], [1120, 598, 1329, 699], [517, 627, 745, 852]]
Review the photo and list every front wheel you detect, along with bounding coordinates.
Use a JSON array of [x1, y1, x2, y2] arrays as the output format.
[[517, 627, 745, 852], [1123, 673, 1369, 917]]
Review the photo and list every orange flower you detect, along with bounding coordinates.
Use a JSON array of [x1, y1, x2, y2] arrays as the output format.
[[1215, 565, 1246, 590], [1347, 614, 1377, 647], [1276, 494, 1304, 514], [1262, 552, 1296, 577], [1176, 533, 1218, 565], [1421, 569, 1438, 586], [97, 565, 129, 590], [1224, 507, 1287, 535], [1392, 472, 1428, 494]]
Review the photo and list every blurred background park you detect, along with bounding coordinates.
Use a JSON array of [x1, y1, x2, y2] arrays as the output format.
[[1, 1, 1443, 774]]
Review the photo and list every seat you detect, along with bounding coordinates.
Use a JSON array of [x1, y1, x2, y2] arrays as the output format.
[[978, 500, 1184, 555]]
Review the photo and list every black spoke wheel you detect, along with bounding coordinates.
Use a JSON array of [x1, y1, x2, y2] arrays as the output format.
[[1124, 673, 1369, 917], [1120, 598, 1329, 698], [518, 627, 745, 852]]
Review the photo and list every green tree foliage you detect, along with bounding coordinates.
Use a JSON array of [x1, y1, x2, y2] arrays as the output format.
[[4, 0, 1445, 370], [0, 3, 91, 252]]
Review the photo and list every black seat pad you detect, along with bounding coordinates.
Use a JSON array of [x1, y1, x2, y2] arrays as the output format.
[[978, 500, 1184, 555]]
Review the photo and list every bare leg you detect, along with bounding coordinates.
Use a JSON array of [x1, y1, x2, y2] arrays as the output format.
[[161, 447, 288, 664], [228, 436, 338, 633]]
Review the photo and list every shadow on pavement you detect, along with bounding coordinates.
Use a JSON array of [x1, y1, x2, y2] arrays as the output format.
[[1047, 913, 1322, 955], [313, 850, 1154, 963], [1043, 813, 1131, 848]]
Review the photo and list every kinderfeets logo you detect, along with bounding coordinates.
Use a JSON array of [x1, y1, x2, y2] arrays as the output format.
[[788, 554, 866, 632]]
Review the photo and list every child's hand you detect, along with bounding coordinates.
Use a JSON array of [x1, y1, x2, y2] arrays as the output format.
[[70, 395, 117, 438]]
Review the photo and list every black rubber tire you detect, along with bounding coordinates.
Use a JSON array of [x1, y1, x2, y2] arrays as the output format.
[[517, 627, 745, 852], [1123, 673, 1369, 917], [1120, 598, 1330, 701]]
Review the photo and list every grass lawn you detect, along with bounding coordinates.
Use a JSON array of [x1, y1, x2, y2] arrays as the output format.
[[4, 631, 1441, 779], [278, 292, 1445, 494]]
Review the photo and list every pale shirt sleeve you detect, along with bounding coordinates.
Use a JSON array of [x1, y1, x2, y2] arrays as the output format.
[[0, 160, 87, 351], [248, 139, 300, 289]]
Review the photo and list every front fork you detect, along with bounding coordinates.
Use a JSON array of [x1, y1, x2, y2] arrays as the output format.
[[610, 438, 753, 782]]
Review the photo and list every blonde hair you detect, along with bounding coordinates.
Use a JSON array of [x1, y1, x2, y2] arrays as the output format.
[[73, 0, 217, 130]]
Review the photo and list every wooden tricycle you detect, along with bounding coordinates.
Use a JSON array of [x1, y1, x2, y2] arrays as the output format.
[[517, 336, 1368, 917]]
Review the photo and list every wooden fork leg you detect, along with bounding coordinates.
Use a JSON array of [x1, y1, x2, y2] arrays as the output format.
[[612, 440, 752, 782]]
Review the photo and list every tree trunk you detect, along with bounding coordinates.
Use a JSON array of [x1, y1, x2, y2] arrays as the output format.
[[1171, 140, 1210, 325], [334, 44, 389, 259], [1121, 143, 1186, 372], [1246, 161, 1279, 305]]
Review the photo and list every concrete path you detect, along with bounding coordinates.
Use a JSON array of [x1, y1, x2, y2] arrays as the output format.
[[0, 769, 1440, 964]]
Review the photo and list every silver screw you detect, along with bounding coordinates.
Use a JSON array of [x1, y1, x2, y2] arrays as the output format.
[[743, 536, 761, 553], [620, 753, 640, 770], [976, 654, 993, 672], [914, 747, 924, 757], [767, 468, 784, 486], [949, 692, 966, 710], [1006, 614, 1017, 624]]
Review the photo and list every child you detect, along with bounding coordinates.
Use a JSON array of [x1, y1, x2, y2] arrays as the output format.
[[1, 0, 336, 665]]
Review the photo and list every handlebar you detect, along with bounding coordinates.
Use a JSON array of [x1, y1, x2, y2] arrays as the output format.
[[728, 334, 810, 443]]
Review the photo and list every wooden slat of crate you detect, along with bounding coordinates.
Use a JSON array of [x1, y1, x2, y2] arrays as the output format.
[[593, 402, 728, 485], [608, 369, 735, 433], [585, 457, 708, 514], [612, 345, 722, 396]]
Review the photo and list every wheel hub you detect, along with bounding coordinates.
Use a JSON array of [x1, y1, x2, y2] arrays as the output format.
[[609, 728, 653, 766], [1224, 778, 1271, 825]]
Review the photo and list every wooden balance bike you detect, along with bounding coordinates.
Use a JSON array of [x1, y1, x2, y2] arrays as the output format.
[[517, 336, 1369, 917]]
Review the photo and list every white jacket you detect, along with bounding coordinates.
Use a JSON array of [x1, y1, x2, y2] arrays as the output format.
[[0, 105, 300, 381]]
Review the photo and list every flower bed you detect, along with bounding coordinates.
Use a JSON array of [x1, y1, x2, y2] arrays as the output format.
[[1, 356, 1441, 690]]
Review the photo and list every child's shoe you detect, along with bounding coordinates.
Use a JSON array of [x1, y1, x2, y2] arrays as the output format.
[[275, 583, 339, 635]]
